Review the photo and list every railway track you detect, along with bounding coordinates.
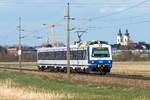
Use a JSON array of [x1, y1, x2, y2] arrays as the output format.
[[0, 66, 150, 81], [106, 73, 150, 81]]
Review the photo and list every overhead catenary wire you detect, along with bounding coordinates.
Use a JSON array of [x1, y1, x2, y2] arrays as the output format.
[[65, 0, 150, 35], [91, 19, 150, 30], [69, 0, 150, 35], [69, 0, 150, 22], [1, 0, 150, 8], [85, 0, 150, 21]]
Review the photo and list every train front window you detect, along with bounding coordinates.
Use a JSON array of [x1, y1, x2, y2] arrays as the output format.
[[92, 48, 109, 57]]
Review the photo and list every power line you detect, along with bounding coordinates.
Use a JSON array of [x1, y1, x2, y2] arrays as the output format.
[[68, 0, 150, 31], [96, 16, 150, 22], [80, 0, 150, 21], [1, 0, 150, 8], [93, 19, 150, 30]]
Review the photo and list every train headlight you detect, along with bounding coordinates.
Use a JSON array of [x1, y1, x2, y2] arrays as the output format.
[[108, 61, 111, 64], [91, 61, 95, 64]]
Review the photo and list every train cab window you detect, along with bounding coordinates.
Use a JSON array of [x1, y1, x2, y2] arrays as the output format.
[[92, 48, 110, 58]]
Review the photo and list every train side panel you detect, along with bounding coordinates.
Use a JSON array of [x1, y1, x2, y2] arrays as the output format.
[[37, 47, 89, 70]]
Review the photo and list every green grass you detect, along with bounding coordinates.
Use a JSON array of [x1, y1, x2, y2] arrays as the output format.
[[0, 71, 150, 100]]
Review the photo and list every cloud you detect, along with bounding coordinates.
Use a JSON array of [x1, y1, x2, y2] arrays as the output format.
[[0, 0, 64, 8], [100, 7, 111, 13], [0, 1, 10, 7], [100, 6, 128, 13], [115, 6, 127, 12]]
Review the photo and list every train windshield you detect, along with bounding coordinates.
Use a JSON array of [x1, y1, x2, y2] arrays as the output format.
[[92, 47, 110, 58]]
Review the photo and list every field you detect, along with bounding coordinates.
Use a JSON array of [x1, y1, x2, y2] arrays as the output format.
[[0, 61, 150, 100], [112, 62, 150, 76], [0, 71, 150, 100]]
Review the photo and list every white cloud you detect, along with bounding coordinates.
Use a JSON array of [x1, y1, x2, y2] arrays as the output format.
[[0, 1, 10, 6], [100, 6, 128, 13], [115, 7, 127, 12], [100, 7, 111, 13]]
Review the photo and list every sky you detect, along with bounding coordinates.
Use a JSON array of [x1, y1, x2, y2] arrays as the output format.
[[0, 0, 150, 46]]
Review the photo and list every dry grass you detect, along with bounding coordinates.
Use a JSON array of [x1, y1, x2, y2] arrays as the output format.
[[1, 69, 150, 88], [112, 61, 150, 76], [0, 62, 36, 64], [0, 70, 150, 100], [0, 61, 150, 88], [0, 80, 68, 100]]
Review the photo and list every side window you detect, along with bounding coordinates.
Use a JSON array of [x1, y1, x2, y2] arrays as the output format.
[[73, 50, 86, 60], [38, 50, 87, 60], [70, 51, 73, 59], [49, 52, 55, 59], [62, 51, 66, 59], [56, 52, 61, 59], [55, 51, 66, 60], [38, 52, 47, 60]]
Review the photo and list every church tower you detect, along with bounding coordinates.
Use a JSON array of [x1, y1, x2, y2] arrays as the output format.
[[117, 29, 123, 45], [123, 29, 130, 45]]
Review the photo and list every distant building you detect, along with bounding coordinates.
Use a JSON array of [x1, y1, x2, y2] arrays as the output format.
[[117, 29, 130, 46], [7, 48, 17, 54], [7, 46, 37, 55], [117, 29, 123, 44], [22, 47, 37, 54]]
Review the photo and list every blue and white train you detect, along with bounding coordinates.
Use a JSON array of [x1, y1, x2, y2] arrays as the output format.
[[37, 41, 112, 74]]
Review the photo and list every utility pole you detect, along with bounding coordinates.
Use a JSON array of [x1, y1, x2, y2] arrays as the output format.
[[18, 17, 22, 72], [66, 3, 70, 80], [51, 24, 55, 47], [46, 33, 49, 47]]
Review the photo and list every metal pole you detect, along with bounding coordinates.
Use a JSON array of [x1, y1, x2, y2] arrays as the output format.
[[51, 24, 55, 47], [67, 3, 70, 80], [46, 33, 49, 47], [18, 17, 22, 72]]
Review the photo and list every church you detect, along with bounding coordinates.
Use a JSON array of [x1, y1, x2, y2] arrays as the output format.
[[117, 29, 130, 46]]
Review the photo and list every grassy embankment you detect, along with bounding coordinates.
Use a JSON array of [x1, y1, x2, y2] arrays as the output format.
[[0, 71, 150, 100]]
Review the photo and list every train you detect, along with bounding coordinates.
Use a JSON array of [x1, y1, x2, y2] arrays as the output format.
[[37, 41, 112, 75]]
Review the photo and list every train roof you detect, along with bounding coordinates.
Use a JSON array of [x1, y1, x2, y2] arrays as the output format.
[[72, 40, 108, 47], [37, 41, 109, 52]]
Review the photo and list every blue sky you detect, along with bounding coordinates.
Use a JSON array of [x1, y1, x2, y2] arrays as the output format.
[[0, 0, 150, 46]]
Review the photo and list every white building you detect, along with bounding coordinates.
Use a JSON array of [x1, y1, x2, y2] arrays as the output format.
[[117, 29, 123, 44], [117, 29, 130, 46]]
